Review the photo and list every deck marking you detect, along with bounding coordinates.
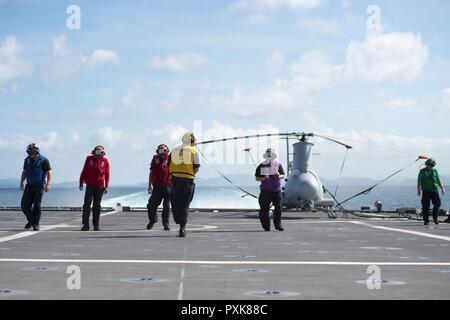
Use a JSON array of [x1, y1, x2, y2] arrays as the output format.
[[0, 259, 450, 266], [350, 221, 450, 242], [177, 244, 188, 301], [42, 224, 218, 233], [0, 210, 119, 244]]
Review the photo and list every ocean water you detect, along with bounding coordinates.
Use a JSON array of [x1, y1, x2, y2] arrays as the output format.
[[0, 186, 448, 211]]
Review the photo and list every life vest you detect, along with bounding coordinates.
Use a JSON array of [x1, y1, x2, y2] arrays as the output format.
[[258, 159, 282, 193], [169, 145, 197, 180], [24, 155, 48, 187], [80, 155, 110, 189], [151, 154, 171, 186]]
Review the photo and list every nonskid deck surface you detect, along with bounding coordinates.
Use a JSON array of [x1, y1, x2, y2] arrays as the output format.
[[0, 210, 449, 300]]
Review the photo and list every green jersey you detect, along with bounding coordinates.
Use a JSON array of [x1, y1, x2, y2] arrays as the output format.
[[418, 168, 440, 192]]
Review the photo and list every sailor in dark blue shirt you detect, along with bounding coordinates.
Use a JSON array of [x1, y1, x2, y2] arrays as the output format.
[[20, 144, 52, 231]]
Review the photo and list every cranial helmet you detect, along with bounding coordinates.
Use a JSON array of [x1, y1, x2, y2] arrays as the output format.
[[26, 143, 40, 156], [157, 144, 169, 155], [92, 145, 106, 157], [182, 132, 196, 146], [263, 148, 278, 161], [425, 158, 436, 167]]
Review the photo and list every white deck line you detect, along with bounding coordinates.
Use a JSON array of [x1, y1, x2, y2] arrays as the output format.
[[0, 210, 119, 244], [0, 258, 449, 266], [350, 221, 450, 242]]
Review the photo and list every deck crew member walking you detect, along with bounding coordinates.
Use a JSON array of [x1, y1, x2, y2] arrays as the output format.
[[147, 144, 172, 231], [20, 144, 52, 231], [169, 132, 200, 238], [417, 158, 446, 225], [255, 149, 285, 232], [79, 146, 110, 231]]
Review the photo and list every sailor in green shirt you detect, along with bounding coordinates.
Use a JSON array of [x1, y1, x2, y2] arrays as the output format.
[[417, 159, 446, 225]]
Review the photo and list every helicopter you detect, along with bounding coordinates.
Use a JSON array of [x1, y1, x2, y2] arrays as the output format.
[[195, 132, 354, 219]]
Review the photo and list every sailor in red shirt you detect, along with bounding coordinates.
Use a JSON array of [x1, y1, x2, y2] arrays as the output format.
[[79, 146, 110, 231], [147, 144, 172, 231]]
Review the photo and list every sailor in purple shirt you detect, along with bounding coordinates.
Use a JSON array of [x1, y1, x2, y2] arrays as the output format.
[[255, 149, 286, 231]]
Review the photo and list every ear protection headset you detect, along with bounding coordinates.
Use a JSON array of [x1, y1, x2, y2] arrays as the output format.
[[157, 144, 169, 155], [92, 145, 106, 156], [26, 143, 40, 157], [182, 132, 197, 146]]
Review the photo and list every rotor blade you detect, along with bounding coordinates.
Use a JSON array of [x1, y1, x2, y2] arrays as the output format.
[[196, 132, 303, 146], [312, 134, 353, 149]]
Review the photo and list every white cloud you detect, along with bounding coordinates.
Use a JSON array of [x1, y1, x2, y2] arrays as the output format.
[[341, 32, 429, 82], [45, 35, 120, 82], [82, 49, 120, 67], [37, 131, 59, 150], [340, 0, 352, 8], [297, 17, 341, 35], [162, 90, 184, 109], [93, 105, 116, 118], [214, 32, 429, 119], [232, 0, 322, 11], [212, 51, 334, 117], [70, 130, 80, 143], [383, 98, 417, 109], [264, 51, 285, 70], [0, 36, 32, 87], [148, 52, 208, 72], [91, 86, 159, 119], [442, 88, 450, 108], [92, 127, 122, 147], [245, 13, 272, 25]]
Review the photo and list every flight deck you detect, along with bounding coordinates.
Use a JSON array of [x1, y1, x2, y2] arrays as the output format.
[[0, 209, 449, 300]]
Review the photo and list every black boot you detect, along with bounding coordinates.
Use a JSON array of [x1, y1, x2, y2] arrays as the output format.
[[179, 226, 186, 238], [147, 222, 154, 230], [24, 222, 32, 230], [275, 225, 284, 232], [81, 225, 89, 231], [163, 224, 171, 231]]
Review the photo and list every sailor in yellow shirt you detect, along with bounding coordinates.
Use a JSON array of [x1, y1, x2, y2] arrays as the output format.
[[169, 132, 200, 237]]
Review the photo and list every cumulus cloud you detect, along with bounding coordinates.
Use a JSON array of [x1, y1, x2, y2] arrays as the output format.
[[0, 131, 60, 153], [44, 35, 120, 82], [245, 13, 272, 25], [232, 0, 322, 11], [214, 31, 429, 118], [92, 127, 123, 147], [212, 51, 334, 117], [442, 88, 450, 108], [92, 85, 179, 119], [82, 49, 120, 67], [70, 130, 80, 143], [147, 52, 209, 72], [0, 36, 32, 89], [383, 98, 417, 109], [340, 32, 429, 82], [297, 17, 341, 35]]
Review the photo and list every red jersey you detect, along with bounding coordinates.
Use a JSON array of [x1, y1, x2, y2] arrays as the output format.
[[79, 155, 110, 189], [150, 154, 171, 186]]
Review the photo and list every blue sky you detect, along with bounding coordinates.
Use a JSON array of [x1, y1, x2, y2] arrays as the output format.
[[1, 0, 450, 185]]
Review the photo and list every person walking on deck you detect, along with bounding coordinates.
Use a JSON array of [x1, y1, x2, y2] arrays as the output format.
[[79, 146, 110, 231], [418, 158, 446, 225], [20, 144, 52, 231], [147, 144, 172, 231]]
